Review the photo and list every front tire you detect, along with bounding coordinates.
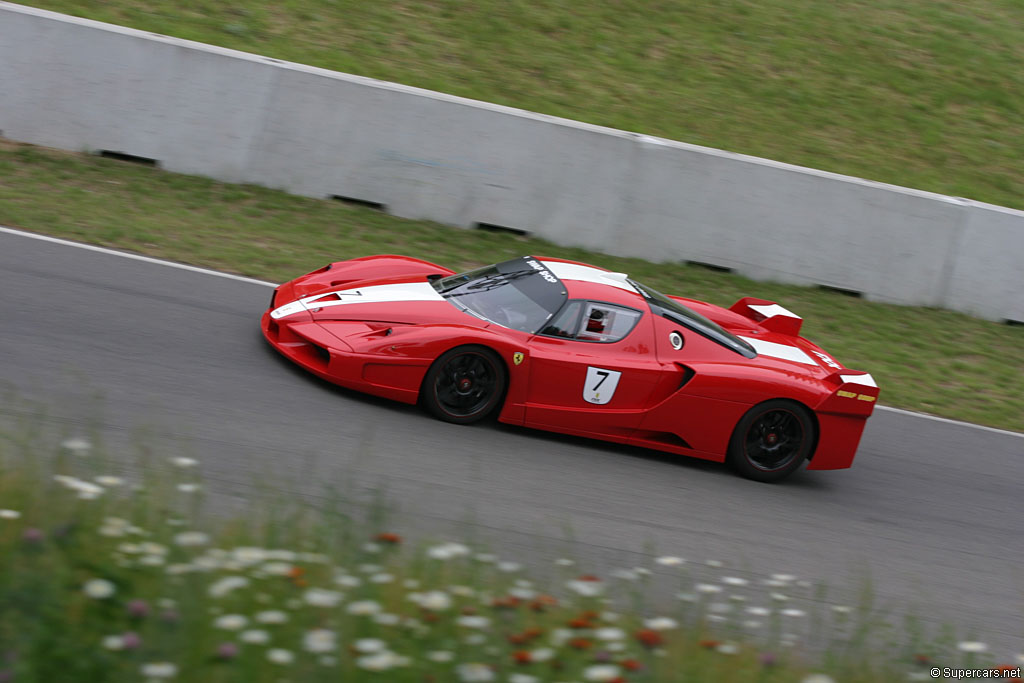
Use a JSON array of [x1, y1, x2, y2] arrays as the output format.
[[726, 400, 815, 482], [421, 346, 506, 425]]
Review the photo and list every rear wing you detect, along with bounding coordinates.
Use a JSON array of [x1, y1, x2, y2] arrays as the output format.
[[730, 297, 802, 336]]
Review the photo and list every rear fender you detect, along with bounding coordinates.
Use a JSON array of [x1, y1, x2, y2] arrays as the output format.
[[679, 363, 831, 408], [671, 365, 833, 462]]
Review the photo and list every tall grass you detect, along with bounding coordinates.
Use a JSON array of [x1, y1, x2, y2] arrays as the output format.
[[1, 422, 1016, 682]]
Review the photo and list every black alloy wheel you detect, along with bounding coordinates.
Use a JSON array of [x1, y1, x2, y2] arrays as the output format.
[[422, 346, 506, 424], [726, 400, 815, 482]]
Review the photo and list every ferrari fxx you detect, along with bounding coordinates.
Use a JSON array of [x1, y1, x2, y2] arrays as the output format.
[[261, 255, 878, 481]]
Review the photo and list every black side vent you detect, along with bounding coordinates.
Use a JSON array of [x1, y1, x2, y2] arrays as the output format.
[[331, 195, 386, 211], [676, 363, 696, 391], [687, 260, 732, 273], [99, 150, 158, 166], [475, 222, 530, 237], [818, 284, 863, 298], [634, 430, 693, 450]]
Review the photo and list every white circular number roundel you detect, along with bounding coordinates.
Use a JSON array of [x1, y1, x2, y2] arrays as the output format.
[[583, 366, 622, 405], [669, 331, 684, 350]]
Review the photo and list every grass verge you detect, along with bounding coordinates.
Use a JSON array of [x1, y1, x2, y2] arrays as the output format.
[[3, 424, 1018, 682], [1, 141, 1021, 432], [19, 0, 1024, 212]]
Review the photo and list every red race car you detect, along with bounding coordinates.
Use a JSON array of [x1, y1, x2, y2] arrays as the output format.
[[261, 255, 878, 482]]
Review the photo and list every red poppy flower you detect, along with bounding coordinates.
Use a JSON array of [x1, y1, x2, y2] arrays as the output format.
[[530, 594, 558, 611], [635, 629, 664, 648], [569, 638, 593, 650], [492, 595, 522, 609], [375, 532, 402, 544], [513, 650, 532, 664], [621, 658, 644, 671]]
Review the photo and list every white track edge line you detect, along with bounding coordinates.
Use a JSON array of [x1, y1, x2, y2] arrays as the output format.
[[0, 226, 278, 288], [874, 406, 1022, 438], [4, 225, 1022, 439]]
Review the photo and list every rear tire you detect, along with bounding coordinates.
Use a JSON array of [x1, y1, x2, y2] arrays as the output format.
[[727, 400, 815, 482], [421, 346, 506, 425]]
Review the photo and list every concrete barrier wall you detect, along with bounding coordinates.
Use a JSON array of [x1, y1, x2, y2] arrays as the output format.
[[2, 2, 1021, 321]]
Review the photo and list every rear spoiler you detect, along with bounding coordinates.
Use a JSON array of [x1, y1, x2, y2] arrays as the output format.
[[730, 297, 802, 336]]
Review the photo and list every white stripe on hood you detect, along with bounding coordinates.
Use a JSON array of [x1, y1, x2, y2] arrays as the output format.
[[271, 282, 444, 319]]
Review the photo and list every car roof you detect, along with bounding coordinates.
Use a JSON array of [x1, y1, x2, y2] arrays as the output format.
[[537, 258, 648, 309]]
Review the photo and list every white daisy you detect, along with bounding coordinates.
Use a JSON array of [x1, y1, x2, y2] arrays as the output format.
[[83, 578, 116, 599], [267, 648, 294, 664], [140, 662, 177, 678], [303, 629, 337, 653]]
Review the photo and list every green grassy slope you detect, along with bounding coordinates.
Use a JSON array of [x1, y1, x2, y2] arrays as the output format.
[[22, 0, 1024, 210]]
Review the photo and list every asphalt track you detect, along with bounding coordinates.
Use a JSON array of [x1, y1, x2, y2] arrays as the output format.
[[1, 227, 1021, 656]]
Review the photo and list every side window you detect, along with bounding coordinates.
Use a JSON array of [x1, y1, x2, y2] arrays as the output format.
[[575, 303, 642, 343], [539, 301, 583, 338]]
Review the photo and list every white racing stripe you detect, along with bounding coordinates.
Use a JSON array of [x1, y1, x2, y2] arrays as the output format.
[[739, 336, 816, 364], [271, 282, 444, 319], [541, 261, 637, 293], [2, 226, 1020, 438]]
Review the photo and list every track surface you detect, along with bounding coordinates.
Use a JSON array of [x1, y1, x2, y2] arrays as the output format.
[[1, 228, 1021, 654]]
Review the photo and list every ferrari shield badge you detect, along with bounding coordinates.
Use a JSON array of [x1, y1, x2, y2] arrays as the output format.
[[513, 352, 525, 366], [584, 366, 621, 405]]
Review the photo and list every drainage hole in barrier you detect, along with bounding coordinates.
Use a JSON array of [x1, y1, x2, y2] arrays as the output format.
[[99, 150, 158, 166], [817, 284, 863, 298], [475, 222, 530, 237], [687, 260, 733, 273], [330, 195, 386, 211]]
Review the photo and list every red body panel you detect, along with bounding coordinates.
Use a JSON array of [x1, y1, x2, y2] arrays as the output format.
[[262, 255, 878, 475]]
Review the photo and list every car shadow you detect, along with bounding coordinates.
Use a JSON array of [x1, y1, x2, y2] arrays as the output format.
[[490, 421, 835, 490]]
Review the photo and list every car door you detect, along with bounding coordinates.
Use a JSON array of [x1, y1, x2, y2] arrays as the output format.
[[524, 300, 662, 442]]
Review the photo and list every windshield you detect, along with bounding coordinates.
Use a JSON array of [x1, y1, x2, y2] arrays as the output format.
[[433, 257, 567, 333], [628, 279, 757, 358]]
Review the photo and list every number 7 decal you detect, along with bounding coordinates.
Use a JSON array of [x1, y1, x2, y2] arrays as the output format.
[[583, 366, 622, 405]]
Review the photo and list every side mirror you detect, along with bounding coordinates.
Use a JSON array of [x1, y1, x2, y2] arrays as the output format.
[[427, 273, 443, 283]]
